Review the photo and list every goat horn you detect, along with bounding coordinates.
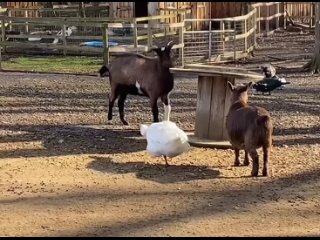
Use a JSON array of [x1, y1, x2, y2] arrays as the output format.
[[167, 40, 174, 47]]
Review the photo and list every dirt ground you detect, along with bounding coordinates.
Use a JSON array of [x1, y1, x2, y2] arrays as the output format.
[[0, 30, 319, 237]]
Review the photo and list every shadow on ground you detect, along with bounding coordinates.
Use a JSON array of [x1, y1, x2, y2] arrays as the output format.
[[0, 124, 145, 158], [87, 156, 220, 184]]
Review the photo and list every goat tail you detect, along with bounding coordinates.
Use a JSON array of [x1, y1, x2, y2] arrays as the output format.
[[257, 115, 273, 148], [257, 115, 273, 137], [140, 124, 149, 137]]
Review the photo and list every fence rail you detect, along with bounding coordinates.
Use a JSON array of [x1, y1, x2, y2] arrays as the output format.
[[0, 14, 184, 66], [0, 2, 291, 69]]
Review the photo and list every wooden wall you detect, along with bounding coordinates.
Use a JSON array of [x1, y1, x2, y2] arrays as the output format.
[[285, 2, 313, 23], [6, 2, 38, 8], [210, 2, 242, 18], [5, 2, 39, 17], [109, 2, 134, 18]]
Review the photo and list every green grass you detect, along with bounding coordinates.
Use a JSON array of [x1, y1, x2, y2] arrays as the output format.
[[1, 56, 103, 74]]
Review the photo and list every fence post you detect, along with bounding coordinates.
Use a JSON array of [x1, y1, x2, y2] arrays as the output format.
[[208, 21, 212, 60], [25, 10, 29, 33], [178, 13, 184, 67], [62, 24, 67, 56], [233, 29, 237, 61], [220, 20, 225, 58], [8, 8, 12, 31], [276, 3, 280, 30], [253, 8, 257, 48], [102, 23, 109, 65], [266, 5, 269, 35], [258, 6, 261, 35], [244, 18, 247, 52], [310, 2, 313, 28], [147, 19, 152, 49], [283, 3, 287, 29], [1, 19, 6, 53], [133, 18, 138, 52]]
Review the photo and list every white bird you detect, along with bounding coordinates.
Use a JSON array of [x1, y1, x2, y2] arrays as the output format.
[[52, 26, 77, 44], [140, 104, 190, 166]]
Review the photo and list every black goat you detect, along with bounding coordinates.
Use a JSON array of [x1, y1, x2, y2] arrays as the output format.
[[99, 41, 175, 125]]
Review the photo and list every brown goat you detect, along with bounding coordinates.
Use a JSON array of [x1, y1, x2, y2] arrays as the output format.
[[226, 81, 273, 177]]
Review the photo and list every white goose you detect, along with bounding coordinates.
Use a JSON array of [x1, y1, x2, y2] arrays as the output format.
[[140, 104, 190, 166]]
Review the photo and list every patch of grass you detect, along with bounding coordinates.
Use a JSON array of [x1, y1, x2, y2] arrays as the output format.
[[1, 56, 103, 74]]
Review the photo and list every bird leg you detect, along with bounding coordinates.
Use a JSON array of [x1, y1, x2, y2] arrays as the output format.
[[163, 155, 169, 167]]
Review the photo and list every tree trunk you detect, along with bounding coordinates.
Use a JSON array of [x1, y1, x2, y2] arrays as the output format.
[[303, 2, 320, 73]]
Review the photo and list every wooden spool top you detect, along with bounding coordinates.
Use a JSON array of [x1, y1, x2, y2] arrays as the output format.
[[170, 64, 264, 80]]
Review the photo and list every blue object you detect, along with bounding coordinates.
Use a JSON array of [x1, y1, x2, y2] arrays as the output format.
[[80, 41, 118, 48]]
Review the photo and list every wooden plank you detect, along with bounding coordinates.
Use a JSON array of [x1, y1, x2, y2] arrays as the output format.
[[222, 77, 235, 140], [6, 34, 103, 41], [170, 67, 263, 80], [62, 24, 66, 56], [178, 14, 184, 66], [208, 76, 227, 140], [1, 19, 6, 52], [195, 76, 213, 139], [133, 18, 138, 48]]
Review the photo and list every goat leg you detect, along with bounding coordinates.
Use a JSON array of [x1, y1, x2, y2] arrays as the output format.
[[244, 150, 250, 166], [163, 155, 169, 167], [161, 94, 171, 121], [262, 145, 270, 176], [248, 149, 259, 177], [234, 148, 240, 166], [150, 98, 160, 122], [118, 93, 128, 125], [108, 92, 119, 121]]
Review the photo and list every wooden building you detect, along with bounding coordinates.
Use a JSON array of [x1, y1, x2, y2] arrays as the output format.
[[1, 2, 286, 30]]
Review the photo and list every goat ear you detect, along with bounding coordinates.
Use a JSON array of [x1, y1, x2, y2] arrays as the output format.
[[227, 81, 235, 91], [99, 65, 109, 77], [149, 47, 162, 56]]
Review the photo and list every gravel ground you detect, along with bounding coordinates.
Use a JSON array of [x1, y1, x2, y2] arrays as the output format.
[[0, 30, 319, 237]]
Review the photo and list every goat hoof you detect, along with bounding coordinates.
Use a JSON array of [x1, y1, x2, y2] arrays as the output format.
[[243, 161, 250, 166], [121, 120, 129, 125], [262, 169, 268, 176], [251, 171, 259, 177], [234, 161, 240, 166]]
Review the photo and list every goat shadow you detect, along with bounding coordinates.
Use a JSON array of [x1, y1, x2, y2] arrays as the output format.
[[87, 156, 220, 184]]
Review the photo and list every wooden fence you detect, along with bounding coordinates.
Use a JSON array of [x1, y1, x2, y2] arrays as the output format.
[[285, 2, 314, 27], [183, 8, 257, 64], [0, 14, 184, 65], [252, 2, 284, 36], [0, 2, 289, 68]]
